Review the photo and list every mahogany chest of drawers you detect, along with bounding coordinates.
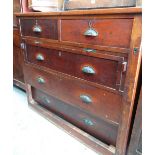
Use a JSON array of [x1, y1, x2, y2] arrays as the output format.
[[16, 7, 142, 155]]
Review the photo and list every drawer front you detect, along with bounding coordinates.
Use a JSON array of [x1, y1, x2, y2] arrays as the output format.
[[32, 87, 118, 146], [61, 19, 133, 48], [24, 65, 122, 124], [25, 44, 125, 89], [20, 18, 58, 40]]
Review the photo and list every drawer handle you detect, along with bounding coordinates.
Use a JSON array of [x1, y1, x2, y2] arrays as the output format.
[[20, 43, 25, 49], [80, 95, 92, 104], [33, 25, 42, 33], [83, 119, 94, 126], [84, 28, 98, 37], [36, 54, 44, 61], [43, 97, 50, 104], [37, 77, 45, 84], [83, 48, 96, 53], [82, 66, 95, 74], [34, 40, 41, 44]]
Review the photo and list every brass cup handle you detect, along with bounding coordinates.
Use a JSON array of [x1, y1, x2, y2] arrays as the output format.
[[83, 119, 94, 126], [42, 97, 50, 104], [34, 40, 41, 44], [83, 48, 96, 53], [84, 28, 98, 37], [82, 66, 95, 74], [20, 43, 25, 49], [33, 25, 42, 33], [80, 95, 92, 104], [36, 54, 44, 61], [37, 77, 45, 84]]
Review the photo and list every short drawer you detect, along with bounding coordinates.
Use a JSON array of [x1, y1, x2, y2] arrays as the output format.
[[61, 19, 133, 48], [20, 18, 58, 40], [24, 65, 122, 124], [32, 87, 118, 146], [25, 44, 126, 90]]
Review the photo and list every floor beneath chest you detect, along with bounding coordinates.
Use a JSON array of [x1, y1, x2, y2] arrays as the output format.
[[13, 86, 97, 155]]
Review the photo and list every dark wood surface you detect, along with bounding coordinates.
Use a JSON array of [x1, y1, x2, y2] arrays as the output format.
[[116, 15, 142, 155], [127, 88, 142, 155], [23, 37, 130, 54], [13, 27, 25, 90], [25, 44, 126, 90], [16, 8, 142, 155], [13, 45, 24, 83], [24, 64, 122, 124], [61, 19, 133, 48], [20, 19, 58, 39], [29, 98, 115, 155], [32, 87, 118, 146], [13, 0, 25, 90]]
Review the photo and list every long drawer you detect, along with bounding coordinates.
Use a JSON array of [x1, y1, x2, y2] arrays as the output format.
[[32, 87, 119, 146], [25, 44, 126, 90], [24, 64, 122, 124], [61, 19, 133, 48]]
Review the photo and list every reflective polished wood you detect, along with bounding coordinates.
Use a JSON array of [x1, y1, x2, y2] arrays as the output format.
[[16, 7, 142, 155]]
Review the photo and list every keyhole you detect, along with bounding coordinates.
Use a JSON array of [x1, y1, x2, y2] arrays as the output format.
[[59, 52, 62, 57]]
